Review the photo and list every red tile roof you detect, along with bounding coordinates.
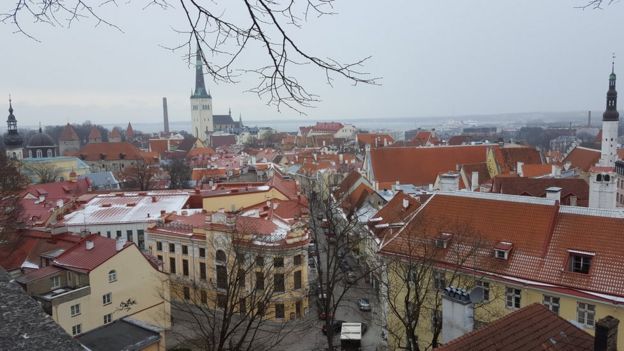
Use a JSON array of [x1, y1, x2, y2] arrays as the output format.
[[192, 168, 228, 181], [126, 122, 134, 138], [149, 139, 169, 155], [334, 171, 363, 201], [21, 179, 91, 226], [563, 147, 600, 172], [493, 146, 542, 173], [369, 145, 494, 188], [369, 191, 421, 239], [460, 163, 491, 190], [52, 234, 130, 273], [109, 128, 122, 139], [356, 133, 395, 147], [78, 142, 144, 161], [411, 131, 440, 146], [491, 176, 589, 206], [341, 183, 374, 213], [312, 122, 344, 132], [521, 163, 552, 178], [447, 135, 471, 146], [187, 147, 216, 159], [211, 135, 237, 148], [436, 303, 593, 351], [59, 123, 79, 141], [88, 127, 102, 141]]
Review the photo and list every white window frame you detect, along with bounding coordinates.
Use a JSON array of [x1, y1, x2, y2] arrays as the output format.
[[70, 303, 81, 317], [108, 270, 117, 283], [476, 280, 490, 301], [71, 324, 82, 336], [103, 313, 112, 324], [543, 295, 560, 314], [577, 302, 596, 328], [51, 275, 61, 289], [505, 287, 521, 309], [433, 270, 446, 290], [102, 292, 112, 305]]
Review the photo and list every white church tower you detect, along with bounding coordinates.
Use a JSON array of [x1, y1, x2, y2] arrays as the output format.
[[191, 48, 213, 142], [589, 58, 620, 209]]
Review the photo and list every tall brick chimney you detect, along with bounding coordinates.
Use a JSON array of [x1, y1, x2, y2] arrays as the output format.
[[594, 316, 619, 351]]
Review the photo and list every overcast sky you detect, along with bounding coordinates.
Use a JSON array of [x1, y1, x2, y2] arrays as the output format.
[[1, 0, 623, 128]]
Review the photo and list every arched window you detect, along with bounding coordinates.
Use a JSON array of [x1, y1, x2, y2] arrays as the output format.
[[216, 250, 227, 263], [28, 150, 32, 158], [604, 174, 610, 182], [108, 270, 117, 283], [597, 174, 603, 182], [46, 149, 53, 157], [36, 150, 42, 158]]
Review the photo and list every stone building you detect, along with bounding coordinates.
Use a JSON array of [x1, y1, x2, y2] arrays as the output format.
[[26, 127, 58, 158], [3, 99, 24, 160], [59, 123, 81, 156]]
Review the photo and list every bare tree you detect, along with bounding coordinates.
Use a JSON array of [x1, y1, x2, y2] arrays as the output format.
[[119, 162, 158, 191], [305, 176, 381, 350], [164, 158, 192, 189], [379, 216, 502, 351], [23, 163, 61, 183], [0, 152, 28, 244], [1, 0, 379, 112]]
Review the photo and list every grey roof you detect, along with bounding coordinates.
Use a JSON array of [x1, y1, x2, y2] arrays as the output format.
[[81, 171, 120, 190], [76, 319, 160, 351], [213, 114, 234, 125], [0, 268, 83, 351]]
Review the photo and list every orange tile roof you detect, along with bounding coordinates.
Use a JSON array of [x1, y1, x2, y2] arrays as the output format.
[[521, 163, 552, 178], [126, 122, 134, 138], [59, 123, 79, 141], [369, 145, 494, 188], [563, 147, 600, 172], [341, 182, 374, 213], [192, 168, 227, 181], [88, 127, 102, 140], [369, 191, 421, 239], [78, 142, 144, 161], [436, 303, 593, 351], [490, 176, 589, 206], [148, 139, 169, 155], [334, 171, 363, 200], [356, 133, 395, 147], [494, 146, 542, 173]]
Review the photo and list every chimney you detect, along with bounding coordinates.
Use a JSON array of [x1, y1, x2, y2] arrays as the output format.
[[588, 110, 592, 128], [115, 237, 127, 251], [163, 97, 170, 134], [594, 316, 619, 351], [442, 286, 476, 343], [439, 173, 460, 192], [151, 196, 157, 203], [384, 137, 389, 147], [471, 171, 479, 192], [517, 162, 524, 177], [339, 153, 344, 164], [545, 187, 562, 202], [402, 198, 410, 209], [85, 240, 94, 250]]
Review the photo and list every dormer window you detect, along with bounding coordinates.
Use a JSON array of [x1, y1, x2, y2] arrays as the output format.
[[494, 242, 513, 260], [568, 250, 594, 274], [435, 233, 452, 249]]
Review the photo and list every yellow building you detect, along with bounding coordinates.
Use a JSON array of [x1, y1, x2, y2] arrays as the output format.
[[16, 234, 171, 340], [379, 192, 624, 350], [21, 156, 91, 183], [146, 202, 310, 321]]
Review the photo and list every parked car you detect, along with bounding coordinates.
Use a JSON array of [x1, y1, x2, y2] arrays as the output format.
[[345, 271, 357, 284], [357, 298, 371, 311], [322, 320, 345, 335]]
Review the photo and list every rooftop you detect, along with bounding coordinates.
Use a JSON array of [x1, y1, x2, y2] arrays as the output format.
[[76, 318, 160, 351]]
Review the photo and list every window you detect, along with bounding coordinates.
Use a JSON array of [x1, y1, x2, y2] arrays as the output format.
[[183, 259, 189, 276], [216, 250, 227, 263], [137, 230, 145, 250], [255, 256, 264, 266], [294, 270, 302, 289], [200, 262, 207, 280], [182, 245, 188, 255], [275, 303, 285, 319], [476, 281, 490, 301], [217, 294, 227, 309], [274, 273, 285, 293], [505, 287, 521, 309], [200, 290, 208, 304], [169, 257, 176, 274], [577, 302, 596, 327], [192, 105, 199, 110], [543, 295, 560, 314], [255, 272, 265, 290], [126, 230, 133, 242], [103, 313, 112, 324], [102, 292, 112, 305], [107, 231, 111, 238], [47, 149, 53, 157], [199, 248, 206, 258], [156, 241, 162, 251], [36, 149, 42, 158], [51, 275, 61, 289], [70, 304, 81, 317], [157, 255, 163, 263], [183, 287, 190, 300], [108, 270, 117, 283], [495, 249, 510, 260], [294, 254, 302, 266], [217, 265, 227, 289], [433, 270, 446, 290], [273, 257, 284, 268], [169, 243, 175, 253], [116, 230, 122, 238], [71, 324, 82, 336], [569, 254, 592, 274]]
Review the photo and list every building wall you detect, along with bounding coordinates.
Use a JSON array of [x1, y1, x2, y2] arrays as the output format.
[[65, 222, 150, 251], [589, 171, 617, 209], [60, 140, 81, 156], [85, 159, 139, 173], [52, 245, 170, 337], [202, 188, 289, 212], [191, 97, 213, 142]]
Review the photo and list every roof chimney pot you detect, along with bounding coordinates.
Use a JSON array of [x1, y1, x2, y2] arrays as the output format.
[[85, 240, 94, 250]]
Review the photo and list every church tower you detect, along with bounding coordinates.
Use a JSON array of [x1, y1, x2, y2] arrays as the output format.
[[190, 48, 213, 142], [4, 98, 24, 160], [589, 58, 620, 209]]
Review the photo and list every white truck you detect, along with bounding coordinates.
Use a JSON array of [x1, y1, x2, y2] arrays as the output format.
[[340, 322, 362, 350]]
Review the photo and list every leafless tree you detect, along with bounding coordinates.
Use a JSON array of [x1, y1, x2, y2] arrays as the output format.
[[164, 217, 304, 351], [379, 216, 503, 351], [119, 161, 158, 191], [23, 163, 61, 183], [305, 176, 381, 350], [1, 0, 379, 113], [576, 0, 617, 9], [0, 152, 29, 244]]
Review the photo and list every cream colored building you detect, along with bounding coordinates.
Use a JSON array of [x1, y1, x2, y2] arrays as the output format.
[[16, 234, 171, 339]]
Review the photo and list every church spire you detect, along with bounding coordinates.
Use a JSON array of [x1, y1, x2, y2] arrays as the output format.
[[604, 53, 619, 122], [192, 48, 211, 99]]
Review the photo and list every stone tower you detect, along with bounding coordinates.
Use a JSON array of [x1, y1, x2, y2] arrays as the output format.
[[190, 48, 213, 142], [59, 123, 81, 156], [3, 98, 24, 160]]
